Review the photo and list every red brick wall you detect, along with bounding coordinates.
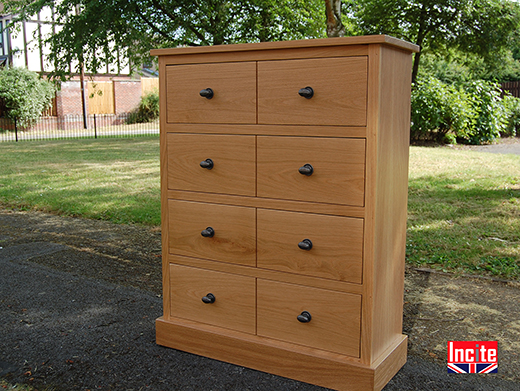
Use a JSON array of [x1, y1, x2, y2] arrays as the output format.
[[113, 81, 142, 114], [56, 81, 89, 116], [56, 79, 146, 116]]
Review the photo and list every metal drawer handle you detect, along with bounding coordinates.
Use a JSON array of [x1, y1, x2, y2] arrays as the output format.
[[201, 227, 215, 238], [298, 163, 313, 176], [298, 239, 313, 251], [200, 158, 214, 170], [297, 311, 312, 323], [202, 293, 216, 304], [298, 86, 314, 99], [199, 88, 214, 99]]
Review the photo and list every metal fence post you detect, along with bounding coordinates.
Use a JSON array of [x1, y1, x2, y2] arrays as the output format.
[[0, 112, 159, 143]]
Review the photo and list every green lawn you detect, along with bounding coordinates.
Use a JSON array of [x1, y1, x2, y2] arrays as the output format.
[[0, 138, 518, 279], [0, 137, 160, 225], [407, 146, 520, 278]]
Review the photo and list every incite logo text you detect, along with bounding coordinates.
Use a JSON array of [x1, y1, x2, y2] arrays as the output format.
[[447, 341, 498, 373]]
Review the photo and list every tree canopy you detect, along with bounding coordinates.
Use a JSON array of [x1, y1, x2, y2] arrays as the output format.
[[3, 0, 325, 79], [4, 0, 520, 83], [347, 0, 520, 82]]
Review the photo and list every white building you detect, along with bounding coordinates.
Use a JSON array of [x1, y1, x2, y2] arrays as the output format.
[[0, 5, 130, 75], [0, 4, 156, 118]]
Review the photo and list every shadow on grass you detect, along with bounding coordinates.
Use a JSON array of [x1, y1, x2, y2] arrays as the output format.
[[407, 175, 520, 279]]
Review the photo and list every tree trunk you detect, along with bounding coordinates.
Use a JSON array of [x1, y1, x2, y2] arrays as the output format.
[[325, 0, 345, 37], [259, 9, 271, 42], [411, 51, 421, 85], [411, 4, 427, 84]]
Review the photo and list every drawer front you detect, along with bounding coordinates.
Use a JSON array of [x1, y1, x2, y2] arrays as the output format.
[[257, 279, 361, 356], [166, 62, 256, 124], [168, 200, 256, 266], [257, 209, 363, 283], [257, 57, 367, 126], [170, 264, 256, 334], [167, 133, 256, 196], [257, 136, 365, 206]]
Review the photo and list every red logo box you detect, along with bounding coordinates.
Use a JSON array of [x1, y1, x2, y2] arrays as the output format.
[[447, 341, 498, 373]]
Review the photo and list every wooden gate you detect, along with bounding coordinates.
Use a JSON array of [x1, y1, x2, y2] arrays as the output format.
[[88, 81, 115, 114], [501, 81, 520, 98]]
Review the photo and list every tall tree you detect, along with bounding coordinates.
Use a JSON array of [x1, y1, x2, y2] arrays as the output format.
[[348, 0, 520, 83], [3, 0, 325, 79], [325, 0, 345, 37]]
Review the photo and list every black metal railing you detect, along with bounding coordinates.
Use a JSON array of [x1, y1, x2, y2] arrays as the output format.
[[0, 113, 159, 142], [502, 81, 520, 98]]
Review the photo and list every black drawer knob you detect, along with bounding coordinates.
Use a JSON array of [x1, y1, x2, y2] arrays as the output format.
[[199, 88, 214, 99], [202, 293, 216, 304], [298, 163, 313, 176], [298, 239, 313, 251], [200, 158, 214, 170], [201, 227, 215, 238], [298, 86, 314, 99], [297, 311, 312, 323]]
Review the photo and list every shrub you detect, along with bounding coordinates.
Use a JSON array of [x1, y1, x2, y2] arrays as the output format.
[[461, 80, 507, 144], [0, 67, 55, 126], [502, 93, 520, 137], [411, 76, 472, 143], [127, 91, 159, 124], [411, 77, 513, 144]]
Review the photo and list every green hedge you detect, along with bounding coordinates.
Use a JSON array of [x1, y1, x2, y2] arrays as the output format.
[[0, 67, 55, 126], [127, 91, 159, 124], [411, 76, 518, 144]]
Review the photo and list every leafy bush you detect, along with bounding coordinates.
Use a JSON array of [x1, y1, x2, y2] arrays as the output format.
[[502, 94, 520, 137], [0, 67, 55, 126], [411, 76, 472, 143], [461, 80, 507, 144], [411, 76, 513, 144], [127, 91, 159, 124]]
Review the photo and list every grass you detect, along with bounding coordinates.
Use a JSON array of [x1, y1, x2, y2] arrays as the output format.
[[0, 379, 56, 391], [407, 146, 520, 278], [0, 137, 160, 225], [0, 138, 518, 279], [0, 379, 42, 390]]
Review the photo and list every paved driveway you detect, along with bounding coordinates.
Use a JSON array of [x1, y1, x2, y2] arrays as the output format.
[[1, 209, 519, 390], [467, 137, 520, 155]]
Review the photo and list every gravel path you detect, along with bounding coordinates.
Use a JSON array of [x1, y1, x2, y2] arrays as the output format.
[[1, 208, 519, 390], [464, 137, 520, 155]]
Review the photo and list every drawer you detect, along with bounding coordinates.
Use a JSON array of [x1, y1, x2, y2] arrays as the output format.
[[168, 200, 256, 266], [166, 62, 256, 124], [257, 279, 361, 356], [257, 136, 365, 206], [167, 133, 256, 196], [257, 209, 363, 283], [170, 264, 256, 334], [258, 57, 367, 126]]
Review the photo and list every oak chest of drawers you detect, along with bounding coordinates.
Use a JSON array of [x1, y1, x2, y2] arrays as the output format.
[[152, 35, 419, 391]]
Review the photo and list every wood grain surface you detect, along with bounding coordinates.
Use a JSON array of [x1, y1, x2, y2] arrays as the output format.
[[258, 57, 367, 126], [257, 136, 366, 206], [257, 279, 361, 357], [166, 62, 256, 124], [169, 264, 256, 334], [364, 45, 412, 362], [156, 37, 415, 390], [257, 209, 363, 283], [167, 133, 256, 196], [168, 200, 256, 266], [157, 316, 408, 391], [169, 254, 364, 295]]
